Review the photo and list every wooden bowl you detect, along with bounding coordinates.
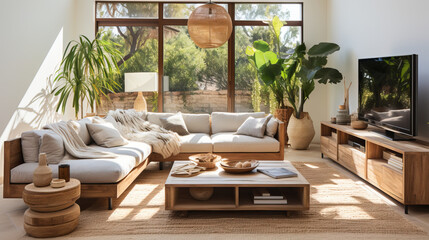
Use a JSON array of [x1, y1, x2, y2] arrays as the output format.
[[351, 120, 368, 130], [220, 160, 259, 174], [189, 154, 221, 169]]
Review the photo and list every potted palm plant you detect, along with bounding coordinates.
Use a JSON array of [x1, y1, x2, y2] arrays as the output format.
[[246, 16, 294, 143], [53, 35, 122, 119], [285, 42, 343, 149]]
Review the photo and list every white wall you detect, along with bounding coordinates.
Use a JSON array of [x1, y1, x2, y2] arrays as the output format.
[[326, 0, 429, 141], [0, 0, 78, 182]]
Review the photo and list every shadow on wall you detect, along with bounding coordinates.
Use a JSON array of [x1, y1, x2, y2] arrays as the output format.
[[0, 28, 68, 182]]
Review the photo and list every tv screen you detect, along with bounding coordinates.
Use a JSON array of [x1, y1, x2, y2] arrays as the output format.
[[358, 54, 417, 136]]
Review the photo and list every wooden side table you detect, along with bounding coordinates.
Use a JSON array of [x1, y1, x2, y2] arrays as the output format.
[[22, 178, 81, 238]]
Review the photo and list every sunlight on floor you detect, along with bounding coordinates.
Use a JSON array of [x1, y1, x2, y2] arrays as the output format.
[[321, 206, 375, 220], [132, 207, 161, 220], [304, 163, 319, 169], [119, 183, 164, 207], [107, 208, 133, 221]]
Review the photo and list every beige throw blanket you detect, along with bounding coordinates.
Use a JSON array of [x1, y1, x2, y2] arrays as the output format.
[[44, 121, 117, 159], [108, 109, 181, 158]]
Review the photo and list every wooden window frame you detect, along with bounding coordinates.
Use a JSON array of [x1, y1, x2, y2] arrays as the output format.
[[95, 1, 304, 112]]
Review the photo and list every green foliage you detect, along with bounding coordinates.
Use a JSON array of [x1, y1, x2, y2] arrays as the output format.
[[53, 35, 122, 118], [290, 42, 343, 118]]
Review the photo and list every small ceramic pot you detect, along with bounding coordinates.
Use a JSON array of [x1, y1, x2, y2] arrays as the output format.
[[336, 109, 351, 125], [33, 153, 52, 187]]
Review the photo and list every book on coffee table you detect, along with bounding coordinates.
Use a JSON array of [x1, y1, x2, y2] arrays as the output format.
[[252, 188, 284, 200], [257, 168, 298, 179]]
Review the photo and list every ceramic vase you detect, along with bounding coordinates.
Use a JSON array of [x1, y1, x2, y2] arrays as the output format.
[[274, 107, 294, 145], [336, 109, 351, 125], [33, 153, 52, 187], [287, 112, 315, 150]]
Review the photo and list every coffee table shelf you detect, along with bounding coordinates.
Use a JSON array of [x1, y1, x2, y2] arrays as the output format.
[[165, 161, 310, 212]]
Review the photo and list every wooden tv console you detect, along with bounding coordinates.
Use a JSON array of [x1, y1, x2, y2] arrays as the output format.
[[320, 122, 429, 214]]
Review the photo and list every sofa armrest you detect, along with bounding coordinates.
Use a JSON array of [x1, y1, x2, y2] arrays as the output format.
[[276, 121, 285, 158], [3, 138, 24, 197]]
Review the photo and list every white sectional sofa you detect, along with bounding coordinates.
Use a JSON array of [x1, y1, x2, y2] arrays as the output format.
[[3, 112, 284, 209]]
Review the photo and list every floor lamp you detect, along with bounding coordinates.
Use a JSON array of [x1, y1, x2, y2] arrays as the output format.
[[125, 72, 158, 112]]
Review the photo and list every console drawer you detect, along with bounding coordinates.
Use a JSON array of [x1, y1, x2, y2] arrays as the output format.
[[367, 159, 384, 187], [338, 144, 366, 178], [381, 164, 404, 200], [321, 136, 337, 160]]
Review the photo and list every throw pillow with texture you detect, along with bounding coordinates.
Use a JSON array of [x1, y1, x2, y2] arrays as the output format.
[[235, 115, 272, 138], [160, 112, 190, 136], [69, 118, 92, 145], [265, 117, 279, 137], [40, 132, 65, 164], [21, 130, 57, 163], [86, 122, 128, 148]]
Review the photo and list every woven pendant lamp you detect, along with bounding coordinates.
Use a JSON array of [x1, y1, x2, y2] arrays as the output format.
[[188, 2, 232, 48]]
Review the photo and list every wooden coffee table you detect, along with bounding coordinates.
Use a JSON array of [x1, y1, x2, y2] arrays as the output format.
[[165, 161, 310, 213]]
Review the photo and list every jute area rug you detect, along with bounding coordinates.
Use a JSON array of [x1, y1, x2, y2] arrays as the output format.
[[61, 162, 427, 238]]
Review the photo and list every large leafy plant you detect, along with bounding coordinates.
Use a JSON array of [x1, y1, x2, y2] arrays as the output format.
[[53, 35, 122, 118], [288, 42, 343, 118], [246, 16, 288, 109], [246, 16, 343, 118]]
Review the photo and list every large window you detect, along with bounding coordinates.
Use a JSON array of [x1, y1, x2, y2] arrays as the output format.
[[96, 2, 303, 113]]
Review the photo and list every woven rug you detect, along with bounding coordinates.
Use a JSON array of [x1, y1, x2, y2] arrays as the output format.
[[67, 162, 426, 237]]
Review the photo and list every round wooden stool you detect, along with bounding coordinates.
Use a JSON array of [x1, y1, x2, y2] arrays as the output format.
[[22, 178, 81, 238]]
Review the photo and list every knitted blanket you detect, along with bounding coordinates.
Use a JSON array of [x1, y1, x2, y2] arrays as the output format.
[[44, 121, 117, 159], [108, 109, 181, 159]]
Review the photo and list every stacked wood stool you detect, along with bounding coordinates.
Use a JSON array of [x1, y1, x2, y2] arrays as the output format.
[[22, 178, 81, 238]]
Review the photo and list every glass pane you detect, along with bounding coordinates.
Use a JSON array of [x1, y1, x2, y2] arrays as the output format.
[[96, 2, 158, 19], [235, 4, 302, 21], [164, 3, 228, 19], [163, 26, 228, 113], [97, 26, 159, 113], [235, 26, 302, 113]]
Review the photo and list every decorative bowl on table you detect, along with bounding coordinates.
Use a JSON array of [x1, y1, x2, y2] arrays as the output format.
[[220, 159, 259, 173], [189, 153, 221, 169]]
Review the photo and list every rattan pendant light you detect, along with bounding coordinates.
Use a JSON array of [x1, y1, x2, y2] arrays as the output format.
[[188, 1, 232, 48]]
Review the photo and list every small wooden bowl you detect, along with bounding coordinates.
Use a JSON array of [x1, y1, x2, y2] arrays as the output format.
[[189, 154, 221, 169], [50, 178, 66, 188], [220, 160, 259, 174], [351, 120, 368, 130]]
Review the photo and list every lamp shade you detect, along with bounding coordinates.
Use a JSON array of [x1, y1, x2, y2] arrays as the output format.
[[124, 72, 158, 92], [188, 3, 232, 48]]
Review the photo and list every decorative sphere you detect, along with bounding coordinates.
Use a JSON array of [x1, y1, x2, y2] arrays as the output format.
[[188, 3, 232, 48], [189, 187, 214, 201]]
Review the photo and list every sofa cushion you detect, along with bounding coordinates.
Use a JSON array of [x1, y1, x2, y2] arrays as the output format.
[[89, 141, 152, 166], [182, 113, 210, 134], [69, 118, 93, 145], [40, 133, 65, 164], [11, 141, 151, 184], [265, 117, 279, 137], [160, 112, 190, 136], [211, 112, 266, 134], [87, 122, 128, 148], [236, 115, 272, 138], [180, 133, 212, 153], [212, 132, 279, 153], [21, 130, 58, 163], [147, 112, 210, 134]]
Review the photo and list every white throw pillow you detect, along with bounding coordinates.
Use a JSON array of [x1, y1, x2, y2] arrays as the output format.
[[21, 130, 59, 163], [265, 117, 279, 137], [86, 122, 128, 148], [40, 133, 65, 164], [69, 118, 92, 145], [235, 115, 272, 138]]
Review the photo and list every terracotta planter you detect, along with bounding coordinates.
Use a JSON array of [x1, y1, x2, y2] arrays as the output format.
[[274, 107, 294, 145], [287, 112, 315, 150]]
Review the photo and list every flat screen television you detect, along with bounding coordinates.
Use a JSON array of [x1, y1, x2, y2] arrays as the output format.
[[358, 54, 418, 140]]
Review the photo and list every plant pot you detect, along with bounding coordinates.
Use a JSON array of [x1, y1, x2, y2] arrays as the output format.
[[287, 112, 315, 150], [274, 107, 294, 145]]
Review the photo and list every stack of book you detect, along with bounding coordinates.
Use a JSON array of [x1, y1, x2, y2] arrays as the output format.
[[252, 188, 287, 205], [383, 150, 403, 170]]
